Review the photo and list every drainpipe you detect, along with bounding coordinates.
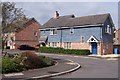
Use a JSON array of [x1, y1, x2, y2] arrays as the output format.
[[100, 24, 103, 55], [60, 27, 62, 48]]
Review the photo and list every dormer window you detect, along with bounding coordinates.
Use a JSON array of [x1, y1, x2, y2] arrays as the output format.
[[70, 28, 74, 34]]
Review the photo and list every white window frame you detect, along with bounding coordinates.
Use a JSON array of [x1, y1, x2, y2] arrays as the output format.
[[106, 25, 111, 34], [50, 29, 57, 35], [52, 42, 57, 47], [64, 42, 71, 49]]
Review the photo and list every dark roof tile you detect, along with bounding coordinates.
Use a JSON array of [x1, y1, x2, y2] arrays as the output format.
[[42, 13, 110, 29]]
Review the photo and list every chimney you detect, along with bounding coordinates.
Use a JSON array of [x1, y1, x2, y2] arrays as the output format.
[[54, 11, 59, 18]]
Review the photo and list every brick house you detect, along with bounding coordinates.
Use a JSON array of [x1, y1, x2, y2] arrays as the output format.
[[40, 11, 114, 55], [3, 18, 41, 49], [114, 28, 120, 53]]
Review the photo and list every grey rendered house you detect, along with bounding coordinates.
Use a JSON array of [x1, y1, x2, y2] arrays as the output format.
[[39, 12, 114, 55]]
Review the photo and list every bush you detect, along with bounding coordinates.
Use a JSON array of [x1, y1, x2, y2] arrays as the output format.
[[17, 51, 42, 69], [39, 56, 54, 67], [2, 56, 24, 73], [2, 51, 55, 74], [39, 47, 90, 55]]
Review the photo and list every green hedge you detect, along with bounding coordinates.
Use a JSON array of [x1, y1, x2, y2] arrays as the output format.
[[39, 47, 90, 55]]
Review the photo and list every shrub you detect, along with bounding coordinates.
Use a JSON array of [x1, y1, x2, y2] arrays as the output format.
[[19, 51, 43, 69], [39, 47, 90, 55], [39, 56, 54, 67], [2, 51, 55, 74], [2, 56, 24, 73]]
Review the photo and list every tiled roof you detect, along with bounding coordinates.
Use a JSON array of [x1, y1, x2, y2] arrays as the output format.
[[15, 18, 41, 33], [42, 13, 110, 29]]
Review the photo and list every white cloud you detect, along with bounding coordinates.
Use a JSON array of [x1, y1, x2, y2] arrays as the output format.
[[15, 2, 118, 28]]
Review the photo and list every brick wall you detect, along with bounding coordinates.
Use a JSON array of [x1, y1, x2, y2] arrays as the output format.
[[115, 29, 120, 44], [48, 42, 113, 55], [15, 19, 40, 49], [100, 42, 113, 55]]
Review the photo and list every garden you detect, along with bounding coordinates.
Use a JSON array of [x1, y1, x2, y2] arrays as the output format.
[[2, 47, 90, 74], [2, 51, 55, 74]]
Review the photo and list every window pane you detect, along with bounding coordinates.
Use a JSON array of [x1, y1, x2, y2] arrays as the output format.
[[43, 31, 46, 35], [52, 42, 57, 47], [50, 30, 53, 35], [34, 31, 37, 36]]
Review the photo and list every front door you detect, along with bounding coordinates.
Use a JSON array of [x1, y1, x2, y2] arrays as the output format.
[[91, 42, 97, 54]]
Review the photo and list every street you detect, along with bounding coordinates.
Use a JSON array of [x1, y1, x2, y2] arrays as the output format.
[[40, 53, 118, 78]]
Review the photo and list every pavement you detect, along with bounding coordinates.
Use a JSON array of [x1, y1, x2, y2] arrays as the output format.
[[2, 57, 81, 80], [88, 54, 120, 60]]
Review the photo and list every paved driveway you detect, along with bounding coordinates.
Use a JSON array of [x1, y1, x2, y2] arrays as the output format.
[[40, 53, 118, 78]]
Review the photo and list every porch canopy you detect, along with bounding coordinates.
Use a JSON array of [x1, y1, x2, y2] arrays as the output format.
[[39, 36, 48, 43], [87, 35, 99, 43]]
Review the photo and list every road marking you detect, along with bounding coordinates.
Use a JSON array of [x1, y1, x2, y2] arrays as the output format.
[[4, 73, 24, 77], [66, 62, 76, 65]]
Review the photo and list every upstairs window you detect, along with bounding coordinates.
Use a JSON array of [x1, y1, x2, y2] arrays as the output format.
[[70, 28, 74, 34], [105, 25, 111, 34], [43, 30, 46, 35], [50, 29, 57, 35]]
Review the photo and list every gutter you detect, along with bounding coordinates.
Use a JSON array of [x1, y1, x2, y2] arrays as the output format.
[[39, 24, 104, 31]]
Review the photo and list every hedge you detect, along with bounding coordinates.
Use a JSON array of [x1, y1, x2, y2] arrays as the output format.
[[39, 47, 90, 55]]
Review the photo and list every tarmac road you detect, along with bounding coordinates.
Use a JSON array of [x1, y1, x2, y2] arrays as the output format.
[[40, 53, 118, 78]]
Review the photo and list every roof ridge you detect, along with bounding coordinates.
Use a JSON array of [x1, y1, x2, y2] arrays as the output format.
[[75, 13, 110, 19]]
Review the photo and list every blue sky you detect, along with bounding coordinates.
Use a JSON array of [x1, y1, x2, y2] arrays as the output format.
[[15, 2, 118, 28]]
